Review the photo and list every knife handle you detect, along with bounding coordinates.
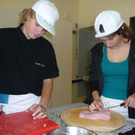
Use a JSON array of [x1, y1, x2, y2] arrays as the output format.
[[120, 103, 125, 107]]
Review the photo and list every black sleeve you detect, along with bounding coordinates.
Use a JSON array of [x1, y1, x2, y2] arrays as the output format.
[[87, 43, 103, 104], [89, 50, 99, 93], [44, 46, 59, 79]]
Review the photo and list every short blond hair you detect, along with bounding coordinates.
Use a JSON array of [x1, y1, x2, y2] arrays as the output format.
[[20, 8, 36, 24]]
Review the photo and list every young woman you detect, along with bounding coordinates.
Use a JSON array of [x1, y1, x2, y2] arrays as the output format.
[[87, 10, 135, 118], [0, 0, 59, 119]]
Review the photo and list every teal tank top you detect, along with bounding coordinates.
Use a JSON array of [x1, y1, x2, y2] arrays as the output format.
[[102, 45, 128, 100]]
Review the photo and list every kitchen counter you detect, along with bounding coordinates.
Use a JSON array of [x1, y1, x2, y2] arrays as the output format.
[[47, 102, 135, 135]]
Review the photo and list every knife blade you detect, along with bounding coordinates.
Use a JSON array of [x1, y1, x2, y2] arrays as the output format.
[[107, 103, 125, 109]]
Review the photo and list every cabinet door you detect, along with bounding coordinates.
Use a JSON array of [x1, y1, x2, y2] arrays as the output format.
[[50, 20, 72, 108]]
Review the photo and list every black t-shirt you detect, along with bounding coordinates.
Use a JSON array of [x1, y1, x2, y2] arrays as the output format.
[[0, 26, 59, 96]]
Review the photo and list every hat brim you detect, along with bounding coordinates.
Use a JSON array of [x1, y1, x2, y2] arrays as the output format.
[[36, 13, 55, 35]]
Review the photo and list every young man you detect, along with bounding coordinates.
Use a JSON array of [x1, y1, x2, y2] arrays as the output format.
[[0, 0, 59, 119]]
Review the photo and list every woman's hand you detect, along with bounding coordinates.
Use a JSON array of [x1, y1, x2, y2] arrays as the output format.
[[124, 93, 135, 108], [89, 99, 104, 111], [25, 103, 47, 120]]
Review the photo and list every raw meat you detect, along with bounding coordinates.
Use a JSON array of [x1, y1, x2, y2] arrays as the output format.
[[79, 109, 111, 121]]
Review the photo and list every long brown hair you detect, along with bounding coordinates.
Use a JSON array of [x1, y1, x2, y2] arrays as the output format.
[[20, 8, 36, 24], [107, 23, 135, 43]]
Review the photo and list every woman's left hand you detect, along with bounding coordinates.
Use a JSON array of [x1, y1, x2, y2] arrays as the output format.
[[124, 93, 135, 108], [25, 103, 47, 120]]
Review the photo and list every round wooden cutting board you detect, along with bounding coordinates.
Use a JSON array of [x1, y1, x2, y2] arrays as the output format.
[[61, 107, 126, 133]]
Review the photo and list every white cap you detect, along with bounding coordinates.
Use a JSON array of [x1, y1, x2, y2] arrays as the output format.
[[32, 0, 59, 35], [94, 10, 124, 38]]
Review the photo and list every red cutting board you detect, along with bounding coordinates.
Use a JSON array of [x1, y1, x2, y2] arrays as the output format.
[[0, 111, 59, 135]]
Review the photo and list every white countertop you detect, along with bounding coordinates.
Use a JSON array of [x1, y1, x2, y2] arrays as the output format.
[[47, 102, 135, 135]]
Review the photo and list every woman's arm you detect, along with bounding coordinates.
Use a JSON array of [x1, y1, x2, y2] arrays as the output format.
[[88, 44, 104, 111], [89, 91, 104, 111], [124, 93, 135, 108]]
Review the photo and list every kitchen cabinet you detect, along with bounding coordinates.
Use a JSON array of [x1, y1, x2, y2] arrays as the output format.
[[44, 20, 72, 108]]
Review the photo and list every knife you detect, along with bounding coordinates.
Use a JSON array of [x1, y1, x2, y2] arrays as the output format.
[[107, 103, 125, 109]]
